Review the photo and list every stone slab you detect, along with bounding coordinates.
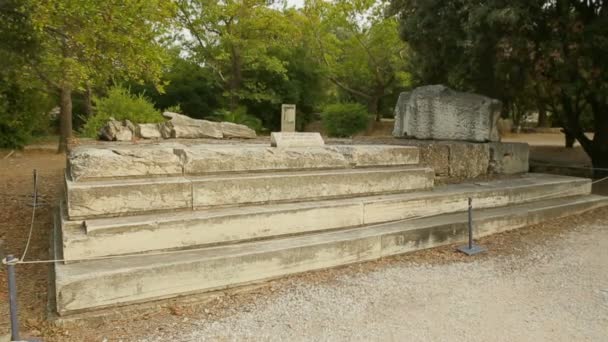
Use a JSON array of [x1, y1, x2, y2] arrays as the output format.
[[54, 194, 608, 314], [68, 145, 185, 181], [65, 175, 192, 219], [60, 174, 591, 260], [393, 85, 501, 142], [270, 132, 324, 148], [136, 123, 162, 139], [447, 142, 490, 178], [220, 122, 256, 139], [191, 167, 434, 208], [67, 144, 420, 180]]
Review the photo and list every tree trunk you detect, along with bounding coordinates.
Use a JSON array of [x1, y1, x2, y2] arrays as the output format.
[[84, 84, 93, 117], [368, 95, 380, 122], [563, 129, 575, 148], [229, 45, 241, 111], [58, 86, 73, 153], [537, 99, 549, 128]]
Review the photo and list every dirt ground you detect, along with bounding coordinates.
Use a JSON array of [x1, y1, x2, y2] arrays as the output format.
[[0, 145, 607, 341]]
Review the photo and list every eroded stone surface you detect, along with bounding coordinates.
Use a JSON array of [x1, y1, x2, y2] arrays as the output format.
[[489, 142, 529, 174], [393, 85, 501, 142], [99, 119, 134, 141], [136, 123, 162, 139], [162, 112, 223, 139], [329, 145, 419, 167], [447, 142, 490, 178], [270, 132, 325, 148], [68, 145, 184, 181], [220, 122, 256, 139]]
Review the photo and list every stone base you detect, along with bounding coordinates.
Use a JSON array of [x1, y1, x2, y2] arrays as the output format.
[[54, 193, 608, 315]]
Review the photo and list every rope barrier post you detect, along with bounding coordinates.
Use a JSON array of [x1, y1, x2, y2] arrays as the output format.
[[5, 255, 21, 341], [457, 198, 486, 256], [28, 169, 43, 208]]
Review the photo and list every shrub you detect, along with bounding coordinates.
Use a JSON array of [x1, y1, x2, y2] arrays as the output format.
[[80, 86, 164, 137], [0, 85, 55, 149], [321, 102, 369, 137]]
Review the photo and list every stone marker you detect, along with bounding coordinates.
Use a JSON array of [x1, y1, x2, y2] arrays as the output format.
[[393, 85, 501, 142], [281, 104, 296, 132], [270, 132, 325, 148]]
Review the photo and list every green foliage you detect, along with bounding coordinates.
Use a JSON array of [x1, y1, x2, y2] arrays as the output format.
[[165, 104, 183, 114], [321, 102, 369, 137], [211, 107, 264, 132], [80, 86, 163, 138]]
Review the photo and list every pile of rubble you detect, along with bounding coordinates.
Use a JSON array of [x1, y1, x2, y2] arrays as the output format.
[[99, 111, 257, 141]]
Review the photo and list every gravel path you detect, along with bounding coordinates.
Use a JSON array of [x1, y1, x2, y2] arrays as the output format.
[[142, 223, 608, 342]]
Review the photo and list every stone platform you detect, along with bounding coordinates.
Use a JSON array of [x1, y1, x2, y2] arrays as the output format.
[[52, 141, 607, 316]]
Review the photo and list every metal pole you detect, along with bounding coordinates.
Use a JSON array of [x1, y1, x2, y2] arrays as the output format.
[[6, 254, 20, 341], [468, 197, 473, 249]]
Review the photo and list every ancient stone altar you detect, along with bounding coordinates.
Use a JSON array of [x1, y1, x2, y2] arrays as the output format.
[[393, 85, 501, 142]]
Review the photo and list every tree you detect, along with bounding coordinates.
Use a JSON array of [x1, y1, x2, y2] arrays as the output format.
[[11, 0, 174, 152], [392, 0, 608, 177], [176, 0, 296, 110], [304, 0, 410, 121]]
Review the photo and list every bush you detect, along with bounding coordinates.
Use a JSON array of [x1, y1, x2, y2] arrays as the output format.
[[321, 102, 369, 137], [80, 86, 164, 137], [0, 85, 55, 149]]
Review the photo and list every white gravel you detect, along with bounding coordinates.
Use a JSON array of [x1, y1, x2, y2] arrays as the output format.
[[143, 223, 608, 342]]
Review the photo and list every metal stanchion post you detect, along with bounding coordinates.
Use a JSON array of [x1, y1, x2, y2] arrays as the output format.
[[5, 254, 20, 341], [457, 198, 486, 256]]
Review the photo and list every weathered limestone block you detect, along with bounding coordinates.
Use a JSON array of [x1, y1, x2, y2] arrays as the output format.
[[66, 176, 192, 219], [191, 167, 434, 208], [182, 145, 349, 174], [417, 143, 450, 176], [270, 132, 325, 148], [161, 111, 223, 139], [136, 123, 162, 139], [68, 145, 185, 181], [393, 85, 502, 142], [488, 142, 529, 174], [447, 142, 490, 178], [99, 118, 134, 141], [220, 122, 256, 139], [328, 145, 419, 167]]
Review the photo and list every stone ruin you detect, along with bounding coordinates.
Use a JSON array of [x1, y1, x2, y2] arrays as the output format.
[[393, 85, 501, 142], [49, 91, 608, 317], [99, 111, 257, 141]]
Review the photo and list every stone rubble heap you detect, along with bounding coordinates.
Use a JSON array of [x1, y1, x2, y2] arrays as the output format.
[[99, 111, 257, 141]]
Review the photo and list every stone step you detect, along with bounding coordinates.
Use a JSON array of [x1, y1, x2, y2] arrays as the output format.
[[65, 166, 434, 219], [54, 194, 608, 315], [68, 144, 420, 181], [60, 174, 591, 261]]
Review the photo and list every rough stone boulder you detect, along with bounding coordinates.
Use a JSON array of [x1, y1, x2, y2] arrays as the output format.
[[99, 118, 134, 141], [136, 123, 162, 139], [161, 112, 223, 139], [393, 85, 501, 142], [220, 121, 256, 139]]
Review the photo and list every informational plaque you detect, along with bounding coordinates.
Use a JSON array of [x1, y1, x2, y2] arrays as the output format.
[[281, 104, 296, 132], [270, 132, 325, 148]]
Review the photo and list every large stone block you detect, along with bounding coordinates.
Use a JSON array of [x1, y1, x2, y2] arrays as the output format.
[[446, 142, 490, 178], [66, 176, 192, 219], [192, 167, 434, 208], [161, 112, 223, 139], [135, 123, 162, 139], [270, 132, 325, 148], [220, 122, 257, 139], [327, 145, 419, 167], [68, 145, 184, 181], [393, 85, 501, 142], [488, 142, 529, 174], [182, 145, 350, 174]]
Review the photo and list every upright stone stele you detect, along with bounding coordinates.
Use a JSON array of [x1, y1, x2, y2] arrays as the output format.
[[393, 85, 502, 142], [281, 104, 296, 132]]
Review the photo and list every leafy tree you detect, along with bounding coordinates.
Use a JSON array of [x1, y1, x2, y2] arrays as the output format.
[[304, 0, 411, 121], [10, 0, 174, 152], [392, 0, 608, 176], [176, 0, 296, 110], [321, 102, 370, 137]]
